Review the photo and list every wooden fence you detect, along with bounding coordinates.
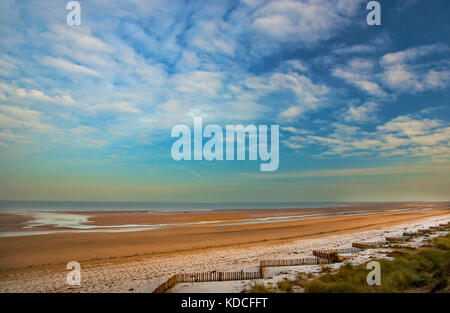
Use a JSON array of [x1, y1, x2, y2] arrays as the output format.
[[431, 226, 447, 231], [386, 236, 409, 242], [152, 275, 177, 293], [403, 232, 417, 237], [320, 247, 361, 254], [152, 270, 263, 293], [175, 271, 262, 283], [312, 250, 341, 262], [260, 257, 329, 267], [352, 241, 386, 249]]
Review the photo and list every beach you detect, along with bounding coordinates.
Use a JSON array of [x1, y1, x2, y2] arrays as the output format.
[[0, 202, 449, 292]]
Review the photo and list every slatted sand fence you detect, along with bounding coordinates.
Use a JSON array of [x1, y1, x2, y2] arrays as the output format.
[[312, 250, 339, 262], [260, 257, 330, 268], [418, 228, 433, 235], [153, 255, 345, 292], [310, 251, 337, 262], [314, 247, 362, 262], [152, 275, 177, 293], [334, 247, 362, 254], [352, 241, 386, 249], [175, 271, 262, 283], [152, 270, 263, 292], [403, 231, 418, 237], [431, 225, 448, 231], [386, 236, 410, 243]]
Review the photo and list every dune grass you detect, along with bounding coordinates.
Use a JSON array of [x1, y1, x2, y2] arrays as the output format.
[[248, 234, 450, 293], [305, 234, 450, 293], [247, 283, 275, 293]]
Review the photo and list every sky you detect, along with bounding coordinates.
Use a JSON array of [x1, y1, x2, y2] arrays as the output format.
[[0, 0, 449, 202]]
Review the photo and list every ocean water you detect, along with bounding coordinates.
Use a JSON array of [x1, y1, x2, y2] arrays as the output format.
[[0, 201, 349, 212]]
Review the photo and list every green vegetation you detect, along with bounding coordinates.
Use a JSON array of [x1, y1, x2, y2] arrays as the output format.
[[387, 244, 415, 250], [305, 234, 450, 293], [247, 283, 274, 293], [277, 279, 294, 293], [320, 264, 333, 273], [247, 274, 311, 293], [434, 236, 450, 250], [248, 234, 450, 293]]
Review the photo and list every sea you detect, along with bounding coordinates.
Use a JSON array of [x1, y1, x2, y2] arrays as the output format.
[[0, 201, 350, 212]]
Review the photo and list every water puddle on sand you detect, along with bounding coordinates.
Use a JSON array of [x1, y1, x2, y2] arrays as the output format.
[[0, 211, 167, 237]]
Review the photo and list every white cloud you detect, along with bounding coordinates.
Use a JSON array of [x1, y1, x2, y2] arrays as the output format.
[[242, 71, 329, 121], [333, 44, 450, 96], [0, 105, 54, 133], [0, 82, 75, 106], [332, 34, 391, 55], [332, 59, 386, 97], [383, 64, 420, 90], [45, 25, 114, 54], [382, 65, 450, 93], [333, 44, 374, 55], [380, 44, 448, 65], [342, 101, 378, 123], [0, 54, 21, 77], [187, 20, 236, 56], [424, 70, 450, 89], [282, 140, 303, 149], [171, 71, 224, 98], [281, 126, 311, 135], [378, 116, 442, 137], [88, 102, 142, 114], [242, 0, 264, 7], [42, 56, 101, 77], [280, 60, 308, 72], [380, 45, 450, 92], [251, 0, 364, 44], [176, 50, 201, 72]]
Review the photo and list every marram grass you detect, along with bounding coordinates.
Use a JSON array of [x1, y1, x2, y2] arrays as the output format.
[[248, 234, 450, 293]]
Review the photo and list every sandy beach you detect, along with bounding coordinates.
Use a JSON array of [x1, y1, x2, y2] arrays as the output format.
[[0, 202, 449, 292]]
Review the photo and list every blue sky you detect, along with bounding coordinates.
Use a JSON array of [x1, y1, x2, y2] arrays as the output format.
[[0, 0, 449, 201]]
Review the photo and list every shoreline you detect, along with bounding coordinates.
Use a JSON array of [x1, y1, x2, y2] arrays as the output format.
[[0, 202, 446, 238]]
